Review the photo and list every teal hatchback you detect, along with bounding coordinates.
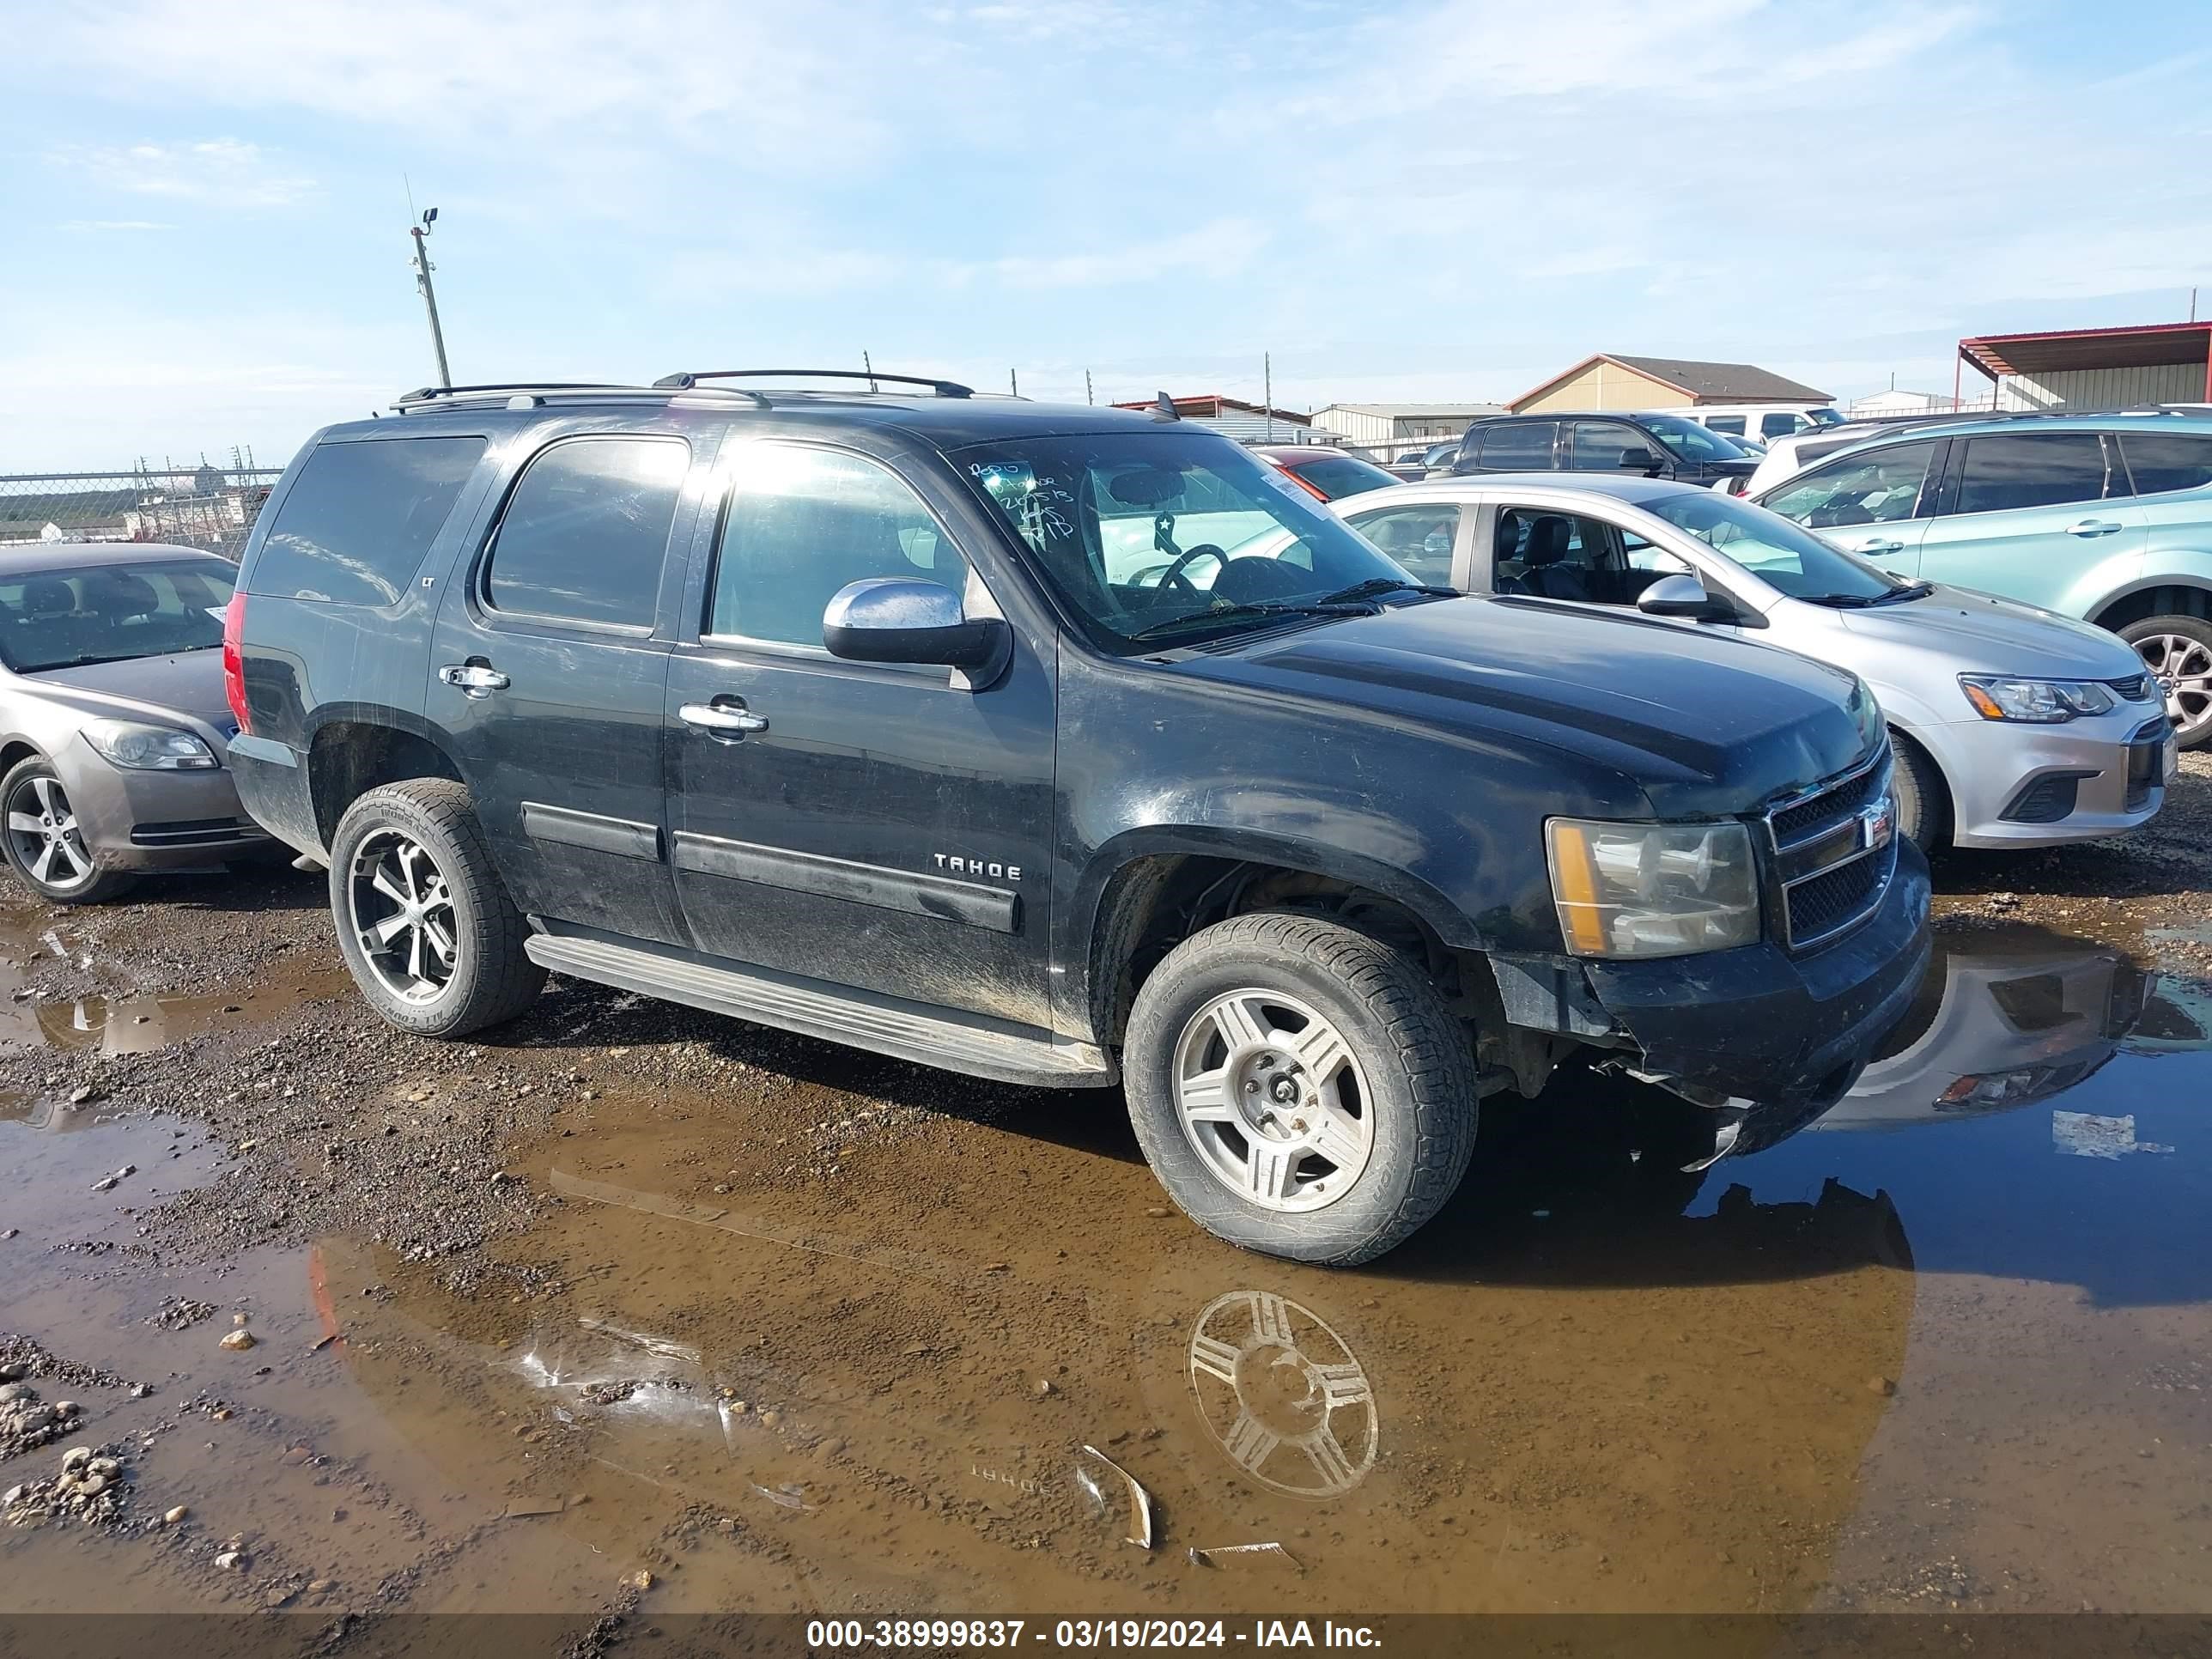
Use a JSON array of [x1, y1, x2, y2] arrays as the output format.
[[1753, 414, 2212, 747]]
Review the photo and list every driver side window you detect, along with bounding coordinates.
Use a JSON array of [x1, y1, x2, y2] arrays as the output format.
[[709, 445, 968, 647], [1342, 503, 1460, 586], [1764, 441, 1936, 529]]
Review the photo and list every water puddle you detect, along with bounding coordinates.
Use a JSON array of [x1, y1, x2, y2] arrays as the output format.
[[1, 916, 2207, 1618]]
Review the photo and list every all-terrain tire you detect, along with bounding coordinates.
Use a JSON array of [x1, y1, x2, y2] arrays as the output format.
[[1889, 729, 1951, 852], [0, 757, 137, 904], [1123, 911, 1480, 1267], [2118, 613, 2212, 750], [328, 778, 545, 1038]]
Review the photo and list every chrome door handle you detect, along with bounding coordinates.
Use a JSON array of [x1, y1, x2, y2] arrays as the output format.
[[1854, 537, 1905, 554], [680, 702, 768, 735], [438, 663, 510, 697], [2066, 520, 2121, 537]]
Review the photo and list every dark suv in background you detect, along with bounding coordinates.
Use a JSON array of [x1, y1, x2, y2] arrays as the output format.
[[1452, 412, 1761, 489], [222, 371, 1929, 1265]]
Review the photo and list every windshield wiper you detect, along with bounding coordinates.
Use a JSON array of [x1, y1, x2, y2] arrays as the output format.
[[1127, 600, 1380, 641], [1867, 580, 1933, 605], [1314, 577, 1461, 605]]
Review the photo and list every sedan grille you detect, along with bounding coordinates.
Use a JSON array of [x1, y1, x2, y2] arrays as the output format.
[[2108, 674, 2151, 703], [1764, 749, 1898, 951]]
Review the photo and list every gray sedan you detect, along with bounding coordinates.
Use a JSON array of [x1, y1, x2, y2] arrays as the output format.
[[1322, 477, 2177, 851], [0, 543, 270, 902]]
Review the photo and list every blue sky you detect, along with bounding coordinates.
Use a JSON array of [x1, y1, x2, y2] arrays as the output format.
[[4, 0, 2209, 470]]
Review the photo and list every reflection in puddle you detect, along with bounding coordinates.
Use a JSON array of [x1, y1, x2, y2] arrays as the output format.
[[1815, 924, 2212, 1132], [1187, 1291, 1376, 1498]]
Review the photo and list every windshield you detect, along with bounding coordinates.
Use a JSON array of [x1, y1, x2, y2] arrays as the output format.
[[1807, 407, 1844, 426], [0, 558, 235, 672], [956, 432, 1422, 649], [1638, 415, 1754, 461], [1637, 492, 1912, 604], [1285, 454, 1401, 500]]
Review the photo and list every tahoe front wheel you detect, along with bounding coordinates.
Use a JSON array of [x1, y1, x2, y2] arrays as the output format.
[[1124, 912, 1480, 1266], [329, 778, 545, 1038]]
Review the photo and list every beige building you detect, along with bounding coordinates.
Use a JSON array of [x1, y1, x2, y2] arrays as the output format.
[[1508, 353, 1831, 414]]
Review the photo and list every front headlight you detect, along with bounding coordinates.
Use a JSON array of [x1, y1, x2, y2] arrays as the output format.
[[1546, 817, 1761, 958], [1958, 674, 2117, 723], [82, 719, 218, 771]]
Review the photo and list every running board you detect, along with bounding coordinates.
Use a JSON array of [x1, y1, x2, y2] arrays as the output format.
[[524, 929, 1115, 1089]]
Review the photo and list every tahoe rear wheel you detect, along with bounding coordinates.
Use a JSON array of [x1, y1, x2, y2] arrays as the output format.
[[2120, 615, 2212, 750], [330, 778, 545, 1038], [0, 757, 135, 904], [1124, 912, 1480, 1266]]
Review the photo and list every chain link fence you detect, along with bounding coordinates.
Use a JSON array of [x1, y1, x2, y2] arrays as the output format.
[[0, 465, 284, 562]]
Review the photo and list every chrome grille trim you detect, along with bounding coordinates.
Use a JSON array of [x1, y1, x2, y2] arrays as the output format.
[[1763, 746, 1898, 951]]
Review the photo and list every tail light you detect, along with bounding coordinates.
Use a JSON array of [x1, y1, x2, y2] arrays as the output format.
[[222, 589, 251, 736]]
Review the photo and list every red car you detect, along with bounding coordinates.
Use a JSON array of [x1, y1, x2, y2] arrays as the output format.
[[1249, 446, 1405, 501]]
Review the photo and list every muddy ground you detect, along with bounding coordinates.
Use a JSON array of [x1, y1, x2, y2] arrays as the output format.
[[2, 756, 2209, 1640]]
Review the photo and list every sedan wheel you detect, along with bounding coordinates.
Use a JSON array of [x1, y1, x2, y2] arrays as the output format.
[[5, 774, 96, 895]]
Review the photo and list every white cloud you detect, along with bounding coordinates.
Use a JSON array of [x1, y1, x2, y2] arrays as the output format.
[[49, 139, 314, 206]]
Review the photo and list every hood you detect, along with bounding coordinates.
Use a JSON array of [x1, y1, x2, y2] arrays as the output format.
[[21, 649, 237, 740], [1834, 586, 2145, 680], [1183, 597, 1878, 816]]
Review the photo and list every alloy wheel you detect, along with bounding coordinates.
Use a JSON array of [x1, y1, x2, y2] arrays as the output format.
[[346, 829, 460, 1003], [4, 775, 96, 894], [2136, 632, 2212, 744], [1170, 988, 1373, 1212]]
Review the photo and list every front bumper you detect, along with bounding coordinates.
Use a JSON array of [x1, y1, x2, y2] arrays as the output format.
[[1576, 836, 1933, 1109], [1922, 708, 2174, 849], [58, 746, 273, 872]]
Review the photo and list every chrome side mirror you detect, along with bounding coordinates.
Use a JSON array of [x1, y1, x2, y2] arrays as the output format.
[[822, 578, 1009, 671]]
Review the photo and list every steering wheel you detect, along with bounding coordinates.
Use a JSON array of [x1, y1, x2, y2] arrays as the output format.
[[1154, 544, 1228, 599]]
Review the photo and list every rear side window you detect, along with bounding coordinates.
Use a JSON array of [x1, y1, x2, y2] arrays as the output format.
[[483, 437, 689, 628], [1759, 412, 1802, 439], [1704, 416, 1747, 435], [1953, 433, 2111, 514], [2118, 433, 2212, 495], [252, 436, 486, 606], [1477, 423, 1557, 470]]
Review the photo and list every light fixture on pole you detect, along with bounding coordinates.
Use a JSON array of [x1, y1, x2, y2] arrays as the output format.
[[409, 208, 453, 389]]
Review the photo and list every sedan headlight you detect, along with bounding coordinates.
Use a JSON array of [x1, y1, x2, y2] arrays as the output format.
[[1958, 674, 2117, 723], [1546, 817, 1761, 958], [82, 719, 218, 771]]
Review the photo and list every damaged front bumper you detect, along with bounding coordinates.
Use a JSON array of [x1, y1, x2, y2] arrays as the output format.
[[1493, 836, 1933, 1150]]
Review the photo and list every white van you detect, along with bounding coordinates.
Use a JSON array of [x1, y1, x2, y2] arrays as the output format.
[[1649, 404, 1845, 444]]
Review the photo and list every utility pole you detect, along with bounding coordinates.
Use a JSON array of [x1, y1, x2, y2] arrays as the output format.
[[409, 208, 452, 389], [1264, 351, 1273, 441]]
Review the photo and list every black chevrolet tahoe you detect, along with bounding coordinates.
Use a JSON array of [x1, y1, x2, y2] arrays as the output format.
[[222, 371, 1930, 1265]]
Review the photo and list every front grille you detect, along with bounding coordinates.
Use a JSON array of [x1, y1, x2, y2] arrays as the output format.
[[1784, 843, 1893, 946], [2108, 673, 2151, 702], [2124, 718, 2171, 811], [1770, 756, 1887, 847], [1765, 748, 1896, 951]]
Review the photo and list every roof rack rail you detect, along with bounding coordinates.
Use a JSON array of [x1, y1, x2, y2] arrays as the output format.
[[653, 368, 974, 398], [394, 381, 634, 408]]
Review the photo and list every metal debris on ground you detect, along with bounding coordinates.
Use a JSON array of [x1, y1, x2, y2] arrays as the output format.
[[499, 1498, 567, 1519], [1188, 1541, 1304, 1571], [1079, 1444, 1152, 1550]]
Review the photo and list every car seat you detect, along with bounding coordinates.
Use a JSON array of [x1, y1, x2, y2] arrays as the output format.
[[1510, 518, 1595, 603]]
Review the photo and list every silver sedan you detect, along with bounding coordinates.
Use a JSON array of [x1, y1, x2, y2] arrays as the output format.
[[0, 543, 270, 902], [1325, 477, 2177, 850]]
